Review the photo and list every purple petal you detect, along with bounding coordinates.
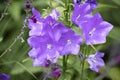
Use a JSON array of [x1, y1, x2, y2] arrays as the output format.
[[95, 52, 104, 57], [32, 8, 41, 18], [28, 48, 41, 59], [72, 3, 91, 26], [81, 13, 113, 45]]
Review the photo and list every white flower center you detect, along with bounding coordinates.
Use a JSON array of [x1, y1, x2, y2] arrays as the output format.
[[76, 14, 81, 22], [67, 40, 72, 45], [47, 44, 52, 49], [89, 28, 96, 36], [49, 21, 53, 26], [91, 57, 97, 63]]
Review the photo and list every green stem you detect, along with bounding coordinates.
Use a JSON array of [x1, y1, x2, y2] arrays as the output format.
[[63, 55, 66, 76], [50, 0, 52, 10], [62, 0, 70, 79], [80, 46, 87, 80]]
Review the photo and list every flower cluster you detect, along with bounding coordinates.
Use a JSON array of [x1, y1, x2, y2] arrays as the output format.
[[27, 0, 113, 72], [28, 8, 82, 67], [72, 0, 113, 72]]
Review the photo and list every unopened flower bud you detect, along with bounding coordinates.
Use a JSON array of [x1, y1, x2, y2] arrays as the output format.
[[45, 60, 51, 68], [26, 1, 30, 9], [78, 53, 84, 61], [51, 68, 61, 78]]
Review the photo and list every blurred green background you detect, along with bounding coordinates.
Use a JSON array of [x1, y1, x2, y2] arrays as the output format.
[[0, 0, 120, 80]]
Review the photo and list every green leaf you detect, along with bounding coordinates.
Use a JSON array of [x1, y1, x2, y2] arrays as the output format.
[[9, 1, 21, 21], [108, 67, 120, 80], [108, 27, 120, 42], [10, 59, 42, 74], [112, 0, 120, 6], [98, 4, 118, 9]]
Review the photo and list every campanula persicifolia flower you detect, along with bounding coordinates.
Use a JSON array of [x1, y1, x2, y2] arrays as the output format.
[[28, 34, 61, 66], [59, 30, 82, 55], [72, 3, 91, 28], [81, 13, 113, 45], [87, 52, 105, 72]]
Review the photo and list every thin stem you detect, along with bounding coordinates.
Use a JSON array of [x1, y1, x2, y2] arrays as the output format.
[[63, 55, 66, 79], [80, 46, 87, 80], [90, 44, 97, 52], [62, 0, 70, 79], [50, 0, 52, 10], [0, 1, 11, 22], [0, 8, 30, 58], [17, 62, 39, 80]]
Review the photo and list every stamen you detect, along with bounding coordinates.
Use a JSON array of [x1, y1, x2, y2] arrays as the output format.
[[91, 57, 97, 63], [67, 40, 72, 45], [47, 44, 52, 49], [89, 28, 96, 36]]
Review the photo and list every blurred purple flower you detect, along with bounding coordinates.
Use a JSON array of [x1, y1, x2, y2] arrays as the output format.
[[59, 30, 82, 55], [87, 52, 105, 72], [81, 13, 113, 45], [0, 73, 10, 80], [116, 55, 120, 63], [85, 0, 98, 11]]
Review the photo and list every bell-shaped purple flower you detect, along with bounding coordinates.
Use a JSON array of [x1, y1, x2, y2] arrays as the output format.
[[81, 13, 113, 45], [48, 22, 69, 41], [72, 3, 91, 27], [0, 73, 10, 80], [87, 52, 105, 72], [59, 30, 82, 55], [28, 8, 46, 36], [28, 34, 61, 66]]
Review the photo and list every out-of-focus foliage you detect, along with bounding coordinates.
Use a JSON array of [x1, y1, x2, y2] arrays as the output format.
[[0, 0, 120, 80]]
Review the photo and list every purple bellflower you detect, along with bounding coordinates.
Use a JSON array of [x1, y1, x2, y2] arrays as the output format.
[[85, 0, 98, 11], [59, 30, 82, 55], [87, 52, 105, 72], [27, 7, 82, 67], [0, 73, 10, 80], [72, 3, 91, 28], [81, 13, 113, 45], [28, 8, 45, 36], [28, 34, 61, 66]]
